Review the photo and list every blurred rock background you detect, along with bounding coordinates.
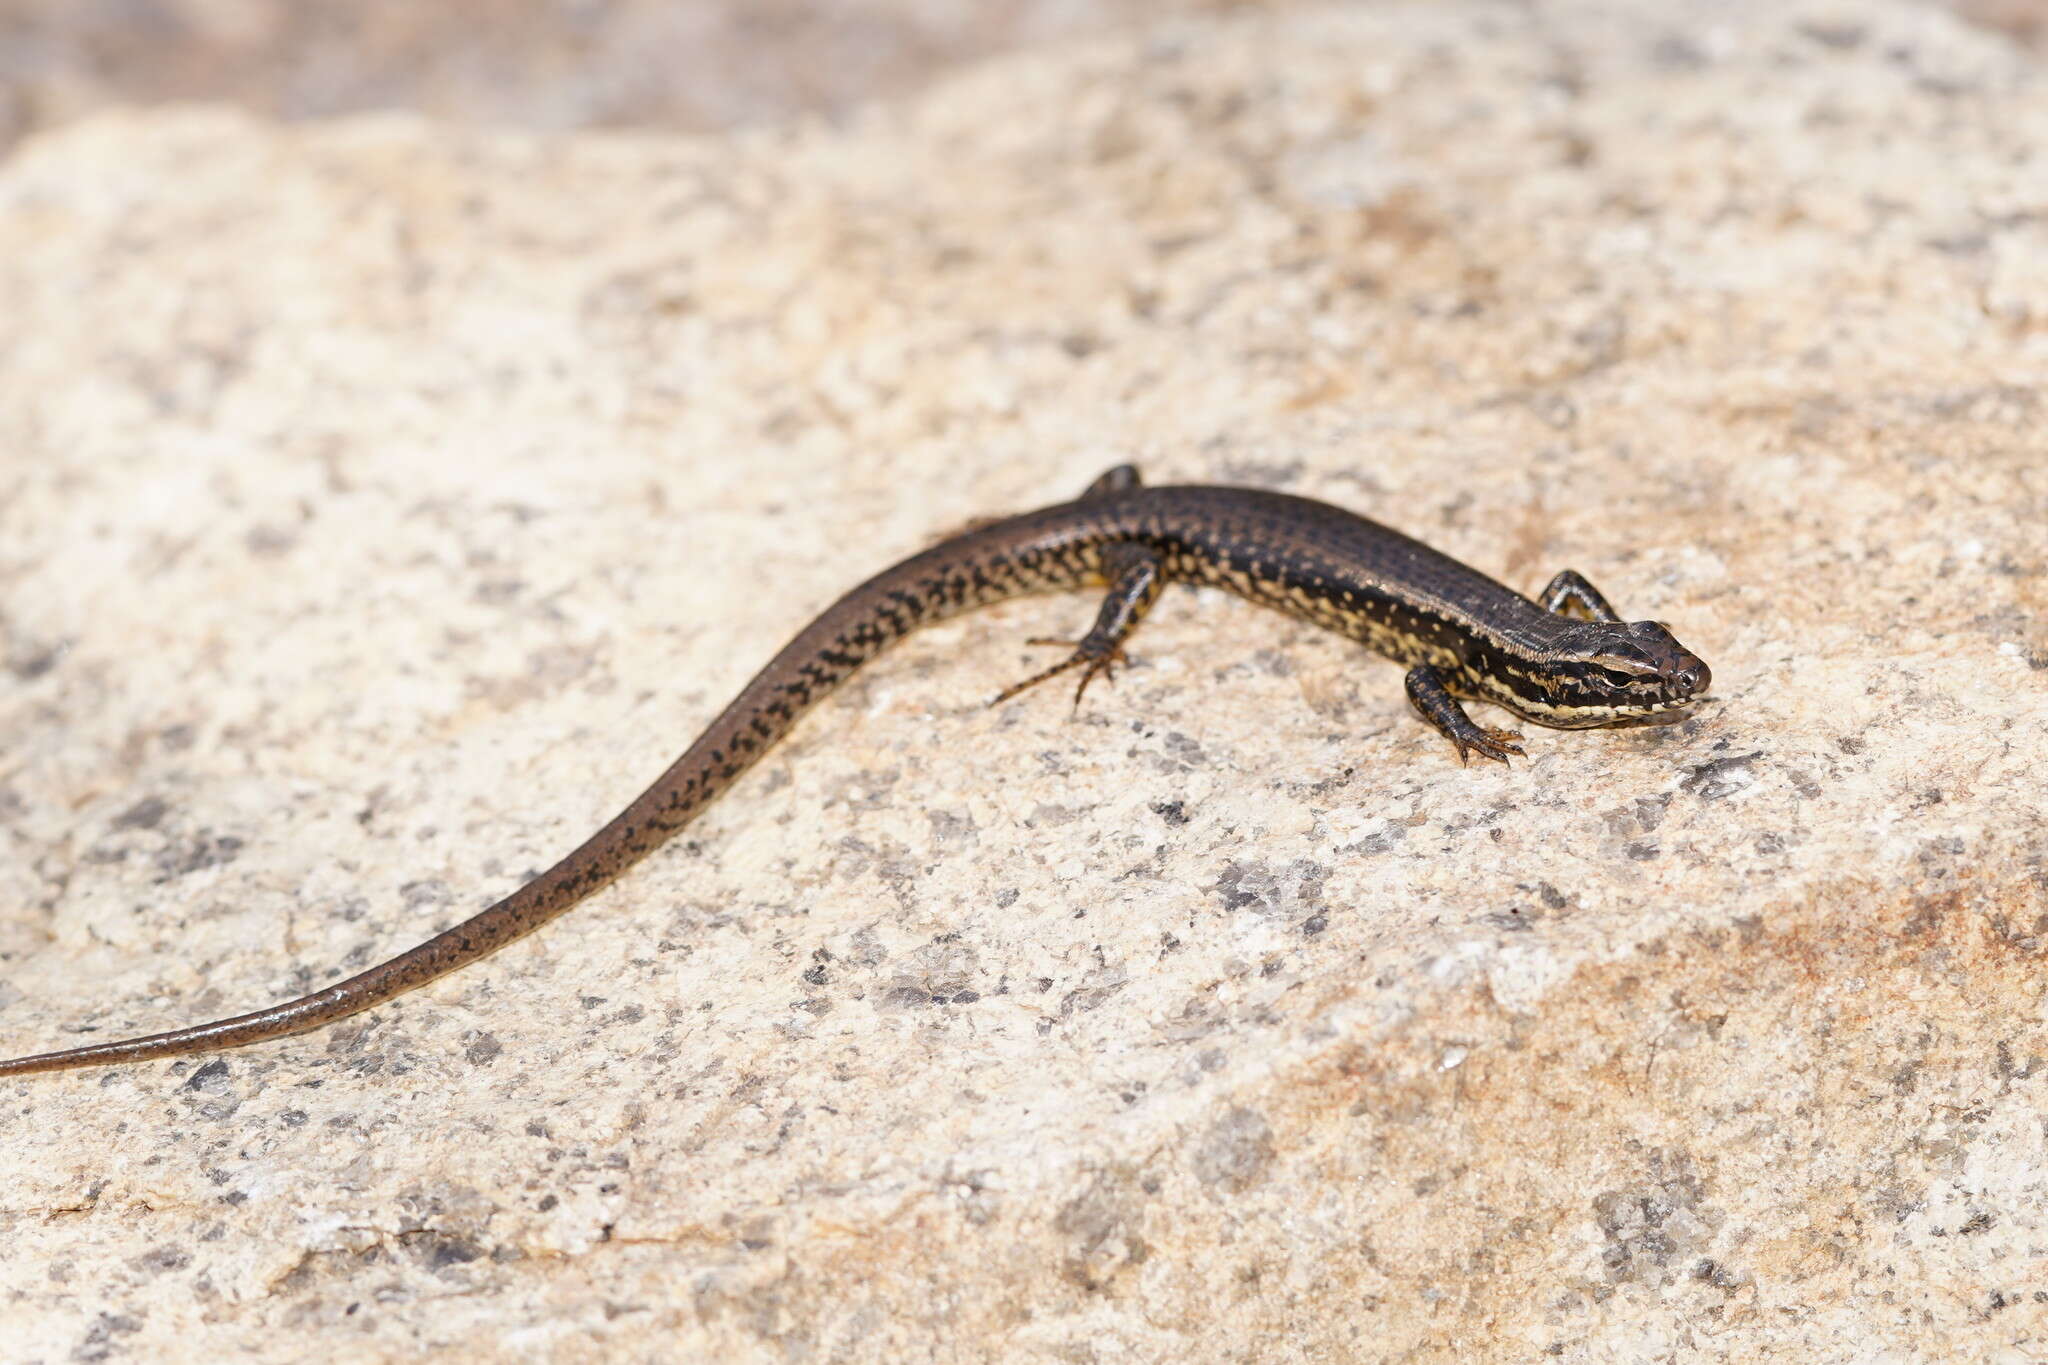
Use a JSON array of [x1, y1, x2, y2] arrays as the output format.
[[1, 0, 2041, 158]]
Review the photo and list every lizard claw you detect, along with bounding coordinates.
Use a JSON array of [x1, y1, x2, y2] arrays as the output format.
[[1453, 727, 1525, 765], [991, 638, 1130, 711]]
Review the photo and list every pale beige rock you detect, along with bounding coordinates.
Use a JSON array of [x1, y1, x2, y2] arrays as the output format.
[[0, 0, 1235, 149], [1, 2, 2046, 1361], [0, 0, 2041, 159]]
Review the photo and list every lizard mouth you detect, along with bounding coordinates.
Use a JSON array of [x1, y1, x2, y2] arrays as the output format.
[[1492, 688, 1710, 730], [1606, 701, 1703, 728]]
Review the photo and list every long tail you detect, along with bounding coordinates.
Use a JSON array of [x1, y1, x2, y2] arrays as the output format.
[[0, 521, 1088, 1078], [0, 688, 791, 1077]]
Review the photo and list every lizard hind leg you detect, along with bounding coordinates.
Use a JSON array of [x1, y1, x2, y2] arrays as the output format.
[[991, 542, 1164, 712]]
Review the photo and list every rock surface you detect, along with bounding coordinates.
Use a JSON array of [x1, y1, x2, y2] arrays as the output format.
[[0, 0, 1239, 152], [2, 0, 2042, 157], [2, 1, 2045, 1360]]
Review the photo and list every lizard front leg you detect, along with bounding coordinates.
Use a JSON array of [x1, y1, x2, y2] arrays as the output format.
[[1537, 569, 1622, 623], [1405, 664, 1524, 764]]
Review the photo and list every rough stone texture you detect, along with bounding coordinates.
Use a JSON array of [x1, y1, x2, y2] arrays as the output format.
[[0, 0, 1258, 153], [1, 0, 2043, 157], [1, 1, 2045, 1360]]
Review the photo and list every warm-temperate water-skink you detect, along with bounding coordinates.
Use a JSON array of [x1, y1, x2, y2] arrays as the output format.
[[0, 465, 1710, 1077]]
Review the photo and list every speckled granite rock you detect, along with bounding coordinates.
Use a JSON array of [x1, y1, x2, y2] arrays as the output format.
[[1, 2, 2045, 1360], [2, 1, 2044, 160], [0, 0, 1238, 152]]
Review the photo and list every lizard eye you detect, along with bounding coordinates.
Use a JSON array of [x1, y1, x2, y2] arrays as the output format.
[[1593, 665, 1645, 687]]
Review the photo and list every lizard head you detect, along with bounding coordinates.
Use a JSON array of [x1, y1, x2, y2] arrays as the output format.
[[1482, 620, 1711, 729]]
